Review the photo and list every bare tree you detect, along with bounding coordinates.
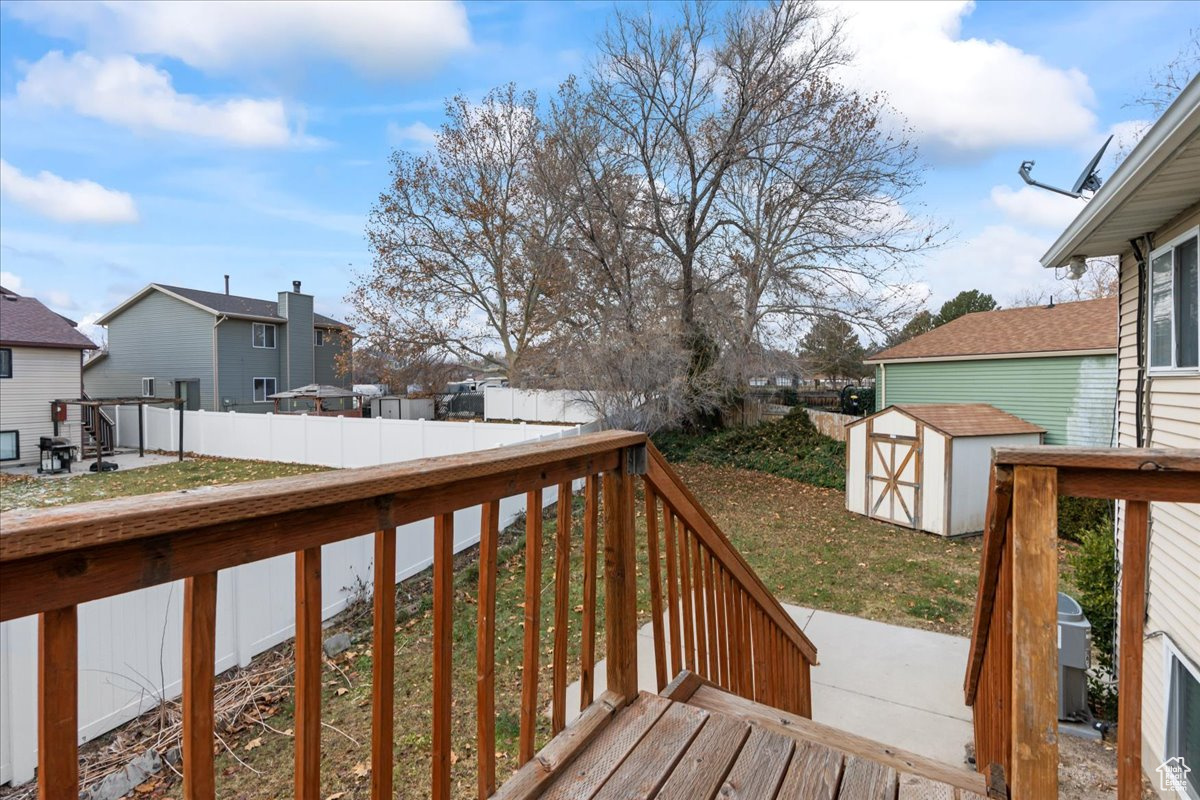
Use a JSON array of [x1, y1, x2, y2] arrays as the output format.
[[717, 73, 936, 380], [351, 85, 568, 386], [587, 0, 846, 387], [1009, 257, 1118, 307]]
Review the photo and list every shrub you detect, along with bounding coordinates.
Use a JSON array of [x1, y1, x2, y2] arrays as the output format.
[[1058, 496, 1112, 544], [1069, 523, 1119, 721], [652, 407, 846, 489]]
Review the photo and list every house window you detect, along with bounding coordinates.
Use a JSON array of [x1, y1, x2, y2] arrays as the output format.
[[1149, 229, 1199, 371], [314, 329, 326, 347], [0, 348, 11, 378], [252, 323, 277, 349], [142, 377, 155, 397], [1165, 640, 1200, 799], [0, 431, 17, 461], [253, 377, 277, 403]]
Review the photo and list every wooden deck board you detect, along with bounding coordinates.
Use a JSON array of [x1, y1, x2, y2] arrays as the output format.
[[540, 693, 670, 800], [719, 725, 795, 799], [531, 679, 978, 800], [777, 740, 844, 800], [592, 702, 708, 800], [655, 713, 749, 800], [838, 755, 898, 799]]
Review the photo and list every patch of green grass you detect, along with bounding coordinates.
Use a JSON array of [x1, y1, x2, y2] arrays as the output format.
[[0, 455, 328, 511], [653, 407, 846, 489]]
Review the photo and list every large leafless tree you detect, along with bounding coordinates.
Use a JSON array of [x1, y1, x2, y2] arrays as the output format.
[[352, 85, 567, 385]]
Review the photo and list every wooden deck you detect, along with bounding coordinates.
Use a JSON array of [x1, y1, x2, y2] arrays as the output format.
[[503, 672, 988, 800]]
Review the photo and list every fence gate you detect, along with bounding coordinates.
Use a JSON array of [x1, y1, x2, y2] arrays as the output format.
[[868, 434, 920, 528]]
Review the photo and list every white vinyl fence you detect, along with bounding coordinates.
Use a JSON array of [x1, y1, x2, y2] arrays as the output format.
[[484, 387, 599, 425], [0, 409, 575, 786]]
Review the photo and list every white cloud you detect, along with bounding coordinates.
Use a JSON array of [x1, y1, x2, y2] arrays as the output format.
[[825, 1, 1097, 155], [921, 224, 1058, 306], [0, 159, 139, 223], [16, 51, 311, 148], [9, 1, 471, 77], [0, 271, 24, 292], [386, 121, 438, 150], [989, 185, 1085, 230]]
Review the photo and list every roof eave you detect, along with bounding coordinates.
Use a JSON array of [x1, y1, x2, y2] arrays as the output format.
[[864, 346, 1118, 365], [1040, 75, 1200, 270]]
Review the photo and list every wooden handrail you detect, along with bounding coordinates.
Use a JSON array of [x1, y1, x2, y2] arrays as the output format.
[[641, 443, 817, 716], [965, 446, 1200, 800], [643, 444, 819, 665], [1, 429, 819, 799]]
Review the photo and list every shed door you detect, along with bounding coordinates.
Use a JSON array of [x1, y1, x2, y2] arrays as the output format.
[[868, 433, 920, 528]]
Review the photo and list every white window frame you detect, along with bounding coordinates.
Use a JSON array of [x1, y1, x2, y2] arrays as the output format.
[[252, 322, 277, 349], [141, 377, 155, 397], [314, 328, 326, 347], [1163, 636, 1200, 800], [1147, 226, 1200, 375], [253, 377, 277, 403]]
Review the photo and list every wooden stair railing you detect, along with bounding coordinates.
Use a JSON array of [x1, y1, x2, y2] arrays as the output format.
[[964, 447, 1200, 800], [0, 430, 814, 800], [640, 443, 818, 716], [79, 394, 115, 456]]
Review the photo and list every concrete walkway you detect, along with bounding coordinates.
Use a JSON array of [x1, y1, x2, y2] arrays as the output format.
[[564, 604, 974, 768], [0, 450, 183, 479]]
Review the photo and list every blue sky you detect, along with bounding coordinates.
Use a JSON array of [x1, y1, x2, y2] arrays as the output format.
[[0, 0, 1195, 345]]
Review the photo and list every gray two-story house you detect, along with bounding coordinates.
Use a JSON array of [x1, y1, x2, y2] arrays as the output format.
[[84, 281, 351, 412]]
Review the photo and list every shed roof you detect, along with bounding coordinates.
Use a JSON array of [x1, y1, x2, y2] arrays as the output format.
[[890, 403, 1044, 437], [866, 297, 1116, 363], [0, 289, 97, 350]]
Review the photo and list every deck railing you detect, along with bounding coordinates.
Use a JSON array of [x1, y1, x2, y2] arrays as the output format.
[[0, 430, 815, 800], [964, 447, 1200, 800]]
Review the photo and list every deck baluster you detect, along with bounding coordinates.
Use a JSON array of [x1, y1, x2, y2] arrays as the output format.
[[294, 547, 322, 800], [371, 529, 396, 800], [519, 490, 543, 764], [477, 501, 499, 800], [183, 573, 217, 800]]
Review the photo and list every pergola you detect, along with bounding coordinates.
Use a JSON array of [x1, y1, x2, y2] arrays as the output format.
[[267, 384, 364, 417], [51, 397, 186, 472]]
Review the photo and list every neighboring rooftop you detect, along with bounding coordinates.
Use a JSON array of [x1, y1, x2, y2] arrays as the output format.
[[0, 288, 97, 350], [268, 383, 362, 399], [866, 297, 1116, 363], [95, 283, 349, 328], [889, 403, 1045, 437]]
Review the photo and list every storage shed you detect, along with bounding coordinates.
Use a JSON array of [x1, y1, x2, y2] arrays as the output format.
[[845, 403, 1044, 536]]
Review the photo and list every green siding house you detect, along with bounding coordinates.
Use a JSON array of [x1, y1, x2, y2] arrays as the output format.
[[866, 298, 1117, 446]]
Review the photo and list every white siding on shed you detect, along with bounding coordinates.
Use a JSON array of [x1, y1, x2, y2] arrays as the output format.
[[948, 433, 1042, 535], [0, 347, 83, 465], [847, 422, 867, 515], [921, 430, 946, 536]]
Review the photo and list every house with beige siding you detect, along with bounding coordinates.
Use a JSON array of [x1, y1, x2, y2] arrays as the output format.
[[866, 298, 1117, 446], [0, 285, 97, 466], [1040, 75, 1199, 799]]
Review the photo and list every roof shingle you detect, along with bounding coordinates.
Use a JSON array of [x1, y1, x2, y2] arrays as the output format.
[[867, 297, 1116, 363], [0, 291, 97, 350], [157, 284, 348, 328], [892, 403, 1045, 437]]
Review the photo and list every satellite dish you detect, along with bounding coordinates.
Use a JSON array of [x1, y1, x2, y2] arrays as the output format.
[[1018, 135, 1113, 199]]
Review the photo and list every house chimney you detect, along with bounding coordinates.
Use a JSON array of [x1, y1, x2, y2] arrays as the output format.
[[293, 280, 302, 293], [224, 275, 230, 295]]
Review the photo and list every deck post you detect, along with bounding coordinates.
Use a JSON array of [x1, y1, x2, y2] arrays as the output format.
[[603, 448, 639, 703], [1117, 500, 1149, 800], [1009, 465, 1058, 800]]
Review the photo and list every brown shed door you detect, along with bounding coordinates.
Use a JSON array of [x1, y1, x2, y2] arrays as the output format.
[[868, 434, 920, 528]]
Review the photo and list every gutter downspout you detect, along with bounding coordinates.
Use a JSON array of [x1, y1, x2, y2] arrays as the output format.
[[213, 314, 228, 412], [1130, 236, 1153, 447], [879, 363, 886, 410]]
